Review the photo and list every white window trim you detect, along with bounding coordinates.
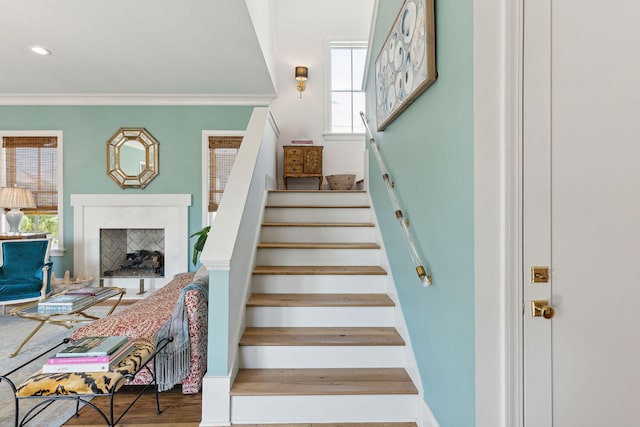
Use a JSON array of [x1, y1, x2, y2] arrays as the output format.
[[0, 130, 64, 256], [201, 130, 245, 228], [325, 41, 368, 135]]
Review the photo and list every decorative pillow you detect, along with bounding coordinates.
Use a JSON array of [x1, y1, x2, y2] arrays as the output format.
[[15, 341, 154, 397]]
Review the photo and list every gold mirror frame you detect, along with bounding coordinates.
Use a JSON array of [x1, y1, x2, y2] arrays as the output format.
[[106, 128, 159, 189]]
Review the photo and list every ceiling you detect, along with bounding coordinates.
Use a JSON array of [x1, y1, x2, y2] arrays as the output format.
[[0, 0, 276, 103]]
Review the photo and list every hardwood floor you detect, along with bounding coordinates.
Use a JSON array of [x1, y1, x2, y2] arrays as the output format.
[[63, 385, 201, 426]]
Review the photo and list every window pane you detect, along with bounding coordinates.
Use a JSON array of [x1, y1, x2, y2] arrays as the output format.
[[331, 49, 352, 90], [352, 48, 367, 89], [22, 214, 59, 245], [332, 92, 352, 133], [352, 92, 366, 133]]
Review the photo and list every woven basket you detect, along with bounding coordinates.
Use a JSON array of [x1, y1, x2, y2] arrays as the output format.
[[326, 174, 356, 190]]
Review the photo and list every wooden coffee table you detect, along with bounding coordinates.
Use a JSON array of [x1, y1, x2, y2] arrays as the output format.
[[8, 287, 125, 357]]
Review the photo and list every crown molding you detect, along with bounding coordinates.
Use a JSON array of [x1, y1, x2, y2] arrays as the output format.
[[0, 94, 275, 106]]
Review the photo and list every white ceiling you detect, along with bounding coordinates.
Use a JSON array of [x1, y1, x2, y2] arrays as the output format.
[[0, 0, 276, 102]]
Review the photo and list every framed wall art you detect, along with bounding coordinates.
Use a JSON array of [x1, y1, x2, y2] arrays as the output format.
[[375, 0, 436, 131]]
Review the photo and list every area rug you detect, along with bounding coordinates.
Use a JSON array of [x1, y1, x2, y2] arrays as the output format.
[[0, 305, 123, 427]]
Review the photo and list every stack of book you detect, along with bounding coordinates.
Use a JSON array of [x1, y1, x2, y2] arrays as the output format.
[[42, 336, 134, 373], [37, 287, 113, 314]]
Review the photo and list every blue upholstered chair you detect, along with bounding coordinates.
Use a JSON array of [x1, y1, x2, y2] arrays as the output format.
[[0, 239, 53, 311]]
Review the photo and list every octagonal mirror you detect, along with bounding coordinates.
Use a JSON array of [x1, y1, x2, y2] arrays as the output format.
[[107, 128, 159, 189]]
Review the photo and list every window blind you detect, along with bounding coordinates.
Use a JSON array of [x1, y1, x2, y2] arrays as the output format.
[[2, 136, 58, 214], [208, 136, 243, 212]]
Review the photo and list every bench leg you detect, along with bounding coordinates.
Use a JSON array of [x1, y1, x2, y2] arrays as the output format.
[[155, 383, 162, 415]]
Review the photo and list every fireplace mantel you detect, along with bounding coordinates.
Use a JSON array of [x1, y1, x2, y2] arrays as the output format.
[[71, 194, 191, 295]]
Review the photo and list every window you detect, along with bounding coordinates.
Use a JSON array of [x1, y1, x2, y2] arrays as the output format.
[[0, 132, 62, 251], [330, 43, 367, 133], [208, 135, 243, 212]]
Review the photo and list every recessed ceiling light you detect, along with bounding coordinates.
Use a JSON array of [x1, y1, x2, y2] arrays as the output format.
[[31, 46, 51, 56]]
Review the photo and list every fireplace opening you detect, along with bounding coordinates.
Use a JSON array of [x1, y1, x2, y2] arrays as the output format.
[[100, 228, 165, 278]]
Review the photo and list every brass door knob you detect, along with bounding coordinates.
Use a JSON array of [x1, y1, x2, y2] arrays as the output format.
[[531, 300, 555, 319]]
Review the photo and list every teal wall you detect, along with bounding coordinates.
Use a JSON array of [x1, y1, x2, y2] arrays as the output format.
[[0, 105, 254, 276], [365, 1, 474, 425]]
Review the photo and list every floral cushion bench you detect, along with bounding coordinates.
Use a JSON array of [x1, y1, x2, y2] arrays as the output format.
[[16, 341, 155, 397]]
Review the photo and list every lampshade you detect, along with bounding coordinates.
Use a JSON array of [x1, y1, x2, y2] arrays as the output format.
[[0, 186, 36, 209], [0, 186, 36, 234], [295, 66, 309, 99], [295, 66, 308, 81]]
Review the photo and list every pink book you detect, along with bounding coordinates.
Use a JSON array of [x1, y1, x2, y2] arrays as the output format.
[[47, 355, 110, 364]]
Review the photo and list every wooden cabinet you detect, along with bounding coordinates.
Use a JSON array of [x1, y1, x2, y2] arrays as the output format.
[[283, 145, 323, 190]]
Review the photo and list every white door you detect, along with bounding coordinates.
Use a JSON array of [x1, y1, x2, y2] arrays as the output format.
[[523, 0, 640, 426]]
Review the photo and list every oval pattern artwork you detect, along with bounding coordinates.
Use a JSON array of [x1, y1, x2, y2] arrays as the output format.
[[374, 0, 436, 131]]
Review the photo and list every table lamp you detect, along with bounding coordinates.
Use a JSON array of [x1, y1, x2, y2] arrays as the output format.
[[0, 185, 36, 234]]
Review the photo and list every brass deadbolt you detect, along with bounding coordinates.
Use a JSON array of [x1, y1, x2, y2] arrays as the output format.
[[531, 266, 549, 283]]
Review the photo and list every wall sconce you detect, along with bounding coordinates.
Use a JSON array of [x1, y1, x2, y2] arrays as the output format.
[[0, 185, 36, 234], [295, 66, 308, 98]]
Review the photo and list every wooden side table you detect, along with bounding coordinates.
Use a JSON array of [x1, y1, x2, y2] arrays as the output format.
[[0, 233, 48, 240], [283, 145, 323, 190]]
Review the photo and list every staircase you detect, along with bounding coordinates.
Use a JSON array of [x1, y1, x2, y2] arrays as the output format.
[[230, 190, 420, 424]]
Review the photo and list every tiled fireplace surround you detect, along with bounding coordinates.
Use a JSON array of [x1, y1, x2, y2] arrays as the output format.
[[71, 194, 191, 296]]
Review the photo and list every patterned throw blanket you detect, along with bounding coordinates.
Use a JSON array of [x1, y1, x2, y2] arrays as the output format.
[[71, 272, 208, 392]]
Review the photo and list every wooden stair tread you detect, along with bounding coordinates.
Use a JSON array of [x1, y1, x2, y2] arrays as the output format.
[[240, 327, 405, 346], [262, 222, 375, 227], [231, 368, 418, 396], [265, 205, 370, 209], [247, 293, 395, 307], [269, 190, 367, 194], [237, 424, 416, 427], [253, 265, 387, 275], [257, 242, 380, 249]]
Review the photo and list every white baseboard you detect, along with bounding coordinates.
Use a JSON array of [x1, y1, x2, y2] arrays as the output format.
[[200, 375, 231, 427], [418, 397, 440, 427]]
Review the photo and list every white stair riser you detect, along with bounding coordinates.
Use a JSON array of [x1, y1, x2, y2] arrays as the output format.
[[260, 226, 376, 243], [264, 207, 371, 223], [268, 192, 369, 206], [246, 306, 395, 327], [251, 274, 387, 293], [231, 394, 419, 424], [239, 345, 405, 369], [256, 248, 381, 266]]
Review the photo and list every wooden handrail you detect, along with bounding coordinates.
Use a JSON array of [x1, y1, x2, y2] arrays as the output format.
[[359, 111, 432, 286]]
